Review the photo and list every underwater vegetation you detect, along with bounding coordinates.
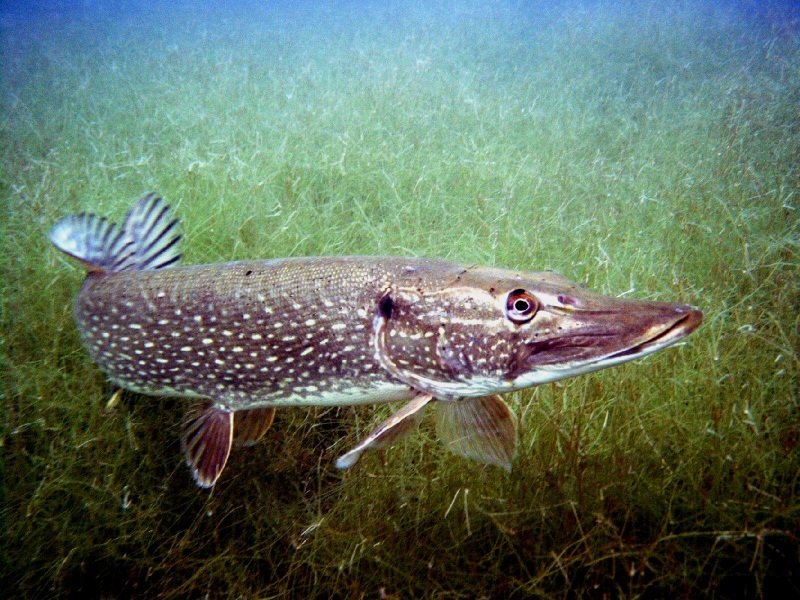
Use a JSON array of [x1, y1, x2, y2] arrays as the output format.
[[2, 1, 798, 598]]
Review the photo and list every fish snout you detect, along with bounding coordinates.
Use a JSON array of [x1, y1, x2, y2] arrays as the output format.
[[671, 304, 704, 335]]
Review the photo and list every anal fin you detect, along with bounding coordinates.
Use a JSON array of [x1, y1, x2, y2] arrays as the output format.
[[435, 395, 517, 471], [336, 393, 434, 469], [182, 403, 234, 488], [233, 407, 276, 447]]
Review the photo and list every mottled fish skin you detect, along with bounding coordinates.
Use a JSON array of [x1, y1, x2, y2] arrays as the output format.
[[75, 256, 467, 410], [51, 193, 703, 487]]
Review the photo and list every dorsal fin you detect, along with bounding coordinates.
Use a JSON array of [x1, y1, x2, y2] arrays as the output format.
[[48, 212, 130, 272], [116, 193, 182, 270], [49, 193, 181, 273]]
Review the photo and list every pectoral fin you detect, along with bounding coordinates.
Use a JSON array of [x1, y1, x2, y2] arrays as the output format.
[[335, 393, 434, 469], [182, 403, 234, 488], [435, 395, 517, 471], [233, 407, 276, 446]]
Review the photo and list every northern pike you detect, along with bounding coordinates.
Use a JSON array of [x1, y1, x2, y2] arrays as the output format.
[[50, 194, 703, 487]]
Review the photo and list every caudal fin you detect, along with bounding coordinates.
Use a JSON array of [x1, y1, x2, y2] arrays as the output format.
[[49, 193, 181, 272]]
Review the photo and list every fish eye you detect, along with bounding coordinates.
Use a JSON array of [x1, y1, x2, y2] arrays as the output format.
[[505, 289, 538, 323]]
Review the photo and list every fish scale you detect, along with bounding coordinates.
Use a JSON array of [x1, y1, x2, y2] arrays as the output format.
[[51, 193, 703, 487], [75, 257, 465, 408]]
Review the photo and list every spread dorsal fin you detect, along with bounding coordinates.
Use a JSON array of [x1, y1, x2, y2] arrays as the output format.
[[117, 193, 182, 270], [49, 193, 181, 273], [48, 212, 129, 272]]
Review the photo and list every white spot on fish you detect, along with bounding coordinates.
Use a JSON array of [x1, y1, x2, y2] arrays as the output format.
[[300, 347, 314, 356], [331, 323, 346, 331], [129, 323, 142, 330], [202, 338, 213, 345], [304, 318, 316, 326], [181, 346, 192, 352]]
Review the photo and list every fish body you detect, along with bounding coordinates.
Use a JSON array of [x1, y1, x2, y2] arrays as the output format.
[[73, 256, 462, 408], [51, 194, 703, 487]]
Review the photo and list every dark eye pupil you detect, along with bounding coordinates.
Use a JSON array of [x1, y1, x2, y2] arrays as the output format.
[[506, 289, 537, 323]]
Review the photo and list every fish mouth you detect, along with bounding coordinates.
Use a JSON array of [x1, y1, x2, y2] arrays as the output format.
[[604, 305, 703, 362], [510, 304, 703, 389]]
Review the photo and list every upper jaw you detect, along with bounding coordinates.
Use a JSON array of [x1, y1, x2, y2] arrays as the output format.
[[602, 304, 703, 362], [511, 304, 703, 386]]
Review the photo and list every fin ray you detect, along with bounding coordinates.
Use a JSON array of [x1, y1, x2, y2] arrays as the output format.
[[116, 193, 182, 271], [49, 193, 181, 273], [435, 395, 517, 471], [49, 213, 130, 272], [233, 407, 276, 446], [336, 394, 433, 469], [182, 403, 234, 488]]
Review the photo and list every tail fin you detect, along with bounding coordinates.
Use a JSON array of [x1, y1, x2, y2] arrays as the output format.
[[49, 193, 182, 272]]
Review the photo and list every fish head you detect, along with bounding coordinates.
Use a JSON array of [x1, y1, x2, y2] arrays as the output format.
[[373, 267, 703, 399]]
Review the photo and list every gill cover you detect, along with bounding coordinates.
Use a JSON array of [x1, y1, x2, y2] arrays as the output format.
[[371, 286, 508, 399]]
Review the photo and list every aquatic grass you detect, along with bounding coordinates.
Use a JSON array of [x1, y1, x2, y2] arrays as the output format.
[[3, 1, 799, 597]]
